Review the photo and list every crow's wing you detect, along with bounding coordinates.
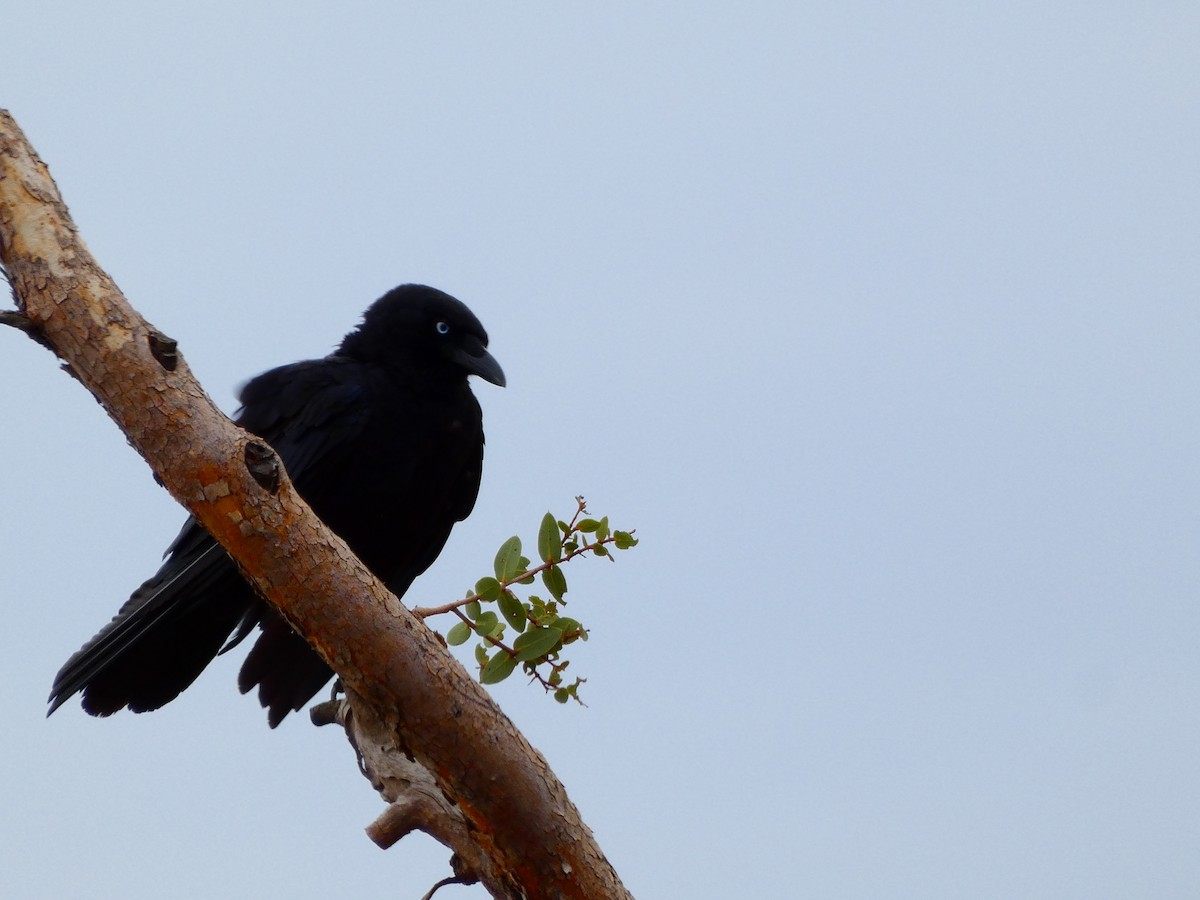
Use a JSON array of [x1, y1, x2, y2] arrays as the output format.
[[235, 356, 371, 480], [48, 357, 373, 718]]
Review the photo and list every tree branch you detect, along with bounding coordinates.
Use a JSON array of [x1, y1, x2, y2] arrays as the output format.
[[0, 109, 631, 900]]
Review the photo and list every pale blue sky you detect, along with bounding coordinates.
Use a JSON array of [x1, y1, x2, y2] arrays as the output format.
[[3, 4, 1199, 898]]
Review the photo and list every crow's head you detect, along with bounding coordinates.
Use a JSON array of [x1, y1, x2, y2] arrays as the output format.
[[341, 284, 505, 387]]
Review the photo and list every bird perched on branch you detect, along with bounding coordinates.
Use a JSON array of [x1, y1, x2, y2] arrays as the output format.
[[48, 284, 504, 727]]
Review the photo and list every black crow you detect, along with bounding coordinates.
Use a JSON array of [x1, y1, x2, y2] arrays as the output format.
[[48, 284, 504, 727]]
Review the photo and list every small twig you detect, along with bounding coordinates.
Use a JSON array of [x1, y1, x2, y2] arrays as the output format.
[[0, 309, 33, 330], [421, 875, 470, 900], [309, 699, 341, 727], [452, 607, 519, 658], [1, 308, 69, 360], [411, 532, 625, 619]]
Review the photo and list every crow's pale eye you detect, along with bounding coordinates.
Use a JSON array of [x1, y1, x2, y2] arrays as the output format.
[[435, 321, 451, 335]]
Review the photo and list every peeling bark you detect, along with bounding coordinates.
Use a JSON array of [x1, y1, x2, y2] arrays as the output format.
[[0, 110, 632, 900]]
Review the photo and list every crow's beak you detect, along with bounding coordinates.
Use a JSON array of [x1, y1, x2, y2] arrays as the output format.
[[453, 340, 506, 387]]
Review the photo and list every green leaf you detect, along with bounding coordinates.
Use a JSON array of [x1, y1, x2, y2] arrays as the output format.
[[480, 650, 519, 685], [494, 535, 522, 581], [473, 611, 499, 636], [498, 590, 527, 632], [596, 516, 610, 541], [514, 625, 564, 662], [538, 512, 561, 563], [474, 577, 503, 601], [577, 518, 601, 534], [446, 621, 472, 646], [614, 530, 639, 549], [556, 617, 583, 643], [465, 600, 482, 620], [554, 688, 570, 703], [516, 556, 535, 584], [474, 643, 489, 665], [593, 544, 608, 558], [543, 564, 567, 601]]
